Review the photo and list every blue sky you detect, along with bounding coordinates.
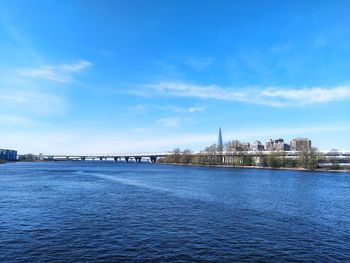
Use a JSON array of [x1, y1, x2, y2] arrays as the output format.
[[0, 0, 349, 154]]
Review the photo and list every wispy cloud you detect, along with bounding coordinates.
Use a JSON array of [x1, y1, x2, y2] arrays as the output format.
[[127, 104, 206, 115], [19, 60, 92, 83], [0, 115, 34, 126], [161, 104, 207, 114], [0, 90, 66, 115], [146, 82, 350, 107], [187, 105, 207, 113], [157, 117, 180, 128]]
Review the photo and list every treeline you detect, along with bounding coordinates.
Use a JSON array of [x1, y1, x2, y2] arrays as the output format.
[[158, 142, 325, 170]]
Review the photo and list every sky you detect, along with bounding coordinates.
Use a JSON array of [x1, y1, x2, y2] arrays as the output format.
[[0, 0, 349, 154]]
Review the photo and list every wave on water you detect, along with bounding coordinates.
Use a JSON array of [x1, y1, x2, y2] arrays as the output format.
[[73, 171, 217, 203]]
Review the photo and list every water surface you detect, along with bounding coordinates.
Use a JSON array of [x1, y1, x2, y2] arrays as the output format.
[[0, 162, 349, 262]]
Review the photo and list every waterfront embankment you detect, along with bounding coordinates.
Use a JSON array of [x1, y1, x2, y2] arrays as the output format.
[[158, 162, 350, 173], [158, 148, 350, 172]]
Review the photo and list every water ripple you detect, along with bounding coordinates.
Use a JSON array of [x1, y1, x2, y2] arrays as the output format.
[[0, 162, 349, 262]]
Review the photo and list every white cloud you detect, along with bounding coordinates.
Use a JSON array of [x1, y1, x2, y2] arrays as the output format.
[[187, 105, 206, 113], [0, 90, 66, 115], [260, 87, 350, 103], [147, 82, 350, 107], [162, 104, 207, 114], [19, 60, 92, 83], [0, 115, 34, 126], [60, 60, 92, 72], [19, 67, 67, 82], [157, 117, 180, 128], [128, 104, 146, 114]]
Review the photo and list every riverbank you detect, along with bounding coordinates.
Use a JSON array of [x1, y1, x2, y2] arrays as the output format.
[[159, 162, 350, 173], [0, 160, 50, 164]]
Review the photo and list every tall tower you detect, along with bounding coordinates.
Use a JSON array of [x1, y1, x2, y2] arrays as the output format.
[[218, 127, 223, 151]]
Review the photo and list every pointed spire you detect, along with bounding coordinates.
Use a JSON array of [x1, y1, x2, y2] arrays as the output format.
[[218, 127, 223, 151]]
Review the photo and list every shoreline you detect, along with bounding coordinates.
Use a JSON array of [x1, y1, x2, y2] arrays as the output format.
[[2, 160, 349, 173], [158, 162, 350, 173]]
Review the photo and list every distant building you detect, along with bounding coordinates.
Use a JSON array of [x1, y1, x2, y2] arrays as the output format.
[[265, 139, 275, 151], [218, 127, 223, 151], [18, 154, 37, 161], [240, 143, 250, 151], [284, 143, 290, 151], [290, 138, 311, 151], [274, 139, 284, 151], [265, 139, 290, 151], [251, 140, 265, 151], [225, 140, 249, 152], [0, 149, 17, 161], [275, 139, 290, 151]]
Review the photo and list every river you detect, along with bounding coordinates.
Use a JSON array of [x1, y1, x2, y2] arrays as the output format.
[[0, 161, 349, 262]]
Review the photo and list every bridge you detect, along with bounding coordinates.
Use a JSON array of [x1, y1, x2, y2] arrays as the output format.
[[18, 150, 350, 165], [26, 152, 174, 163]]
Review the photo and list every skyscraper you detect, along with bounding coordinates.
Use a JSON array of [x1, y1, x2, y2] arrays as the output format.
[[218, 127, 223, 151]]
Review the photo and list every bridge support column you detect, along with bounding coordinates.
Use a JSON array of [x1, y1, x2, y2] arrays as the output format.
[[125, 157, 129, 163], [81, 157, 86, 162], [135, 157, 142, 163], [114, 157, 119, 162], [150, 156, 157, 163], [100, 157, 103, 162]]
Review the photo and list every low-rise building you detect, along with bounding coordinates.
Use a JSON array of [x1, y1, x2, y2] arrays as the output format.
[[241, 143, 250, 151], [290, 138, 311, 151], [251, 140, 265, 151], [265, 139, 275, 151], [265, 139, 290, 151], [275, 138, 290, 151], [18, 154, 40, 161], [0, 149, 18, 161]]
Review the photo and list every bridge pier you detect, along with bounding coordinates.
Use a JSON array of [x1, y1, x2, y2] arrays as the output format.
[[114, 157, 119, 162], [81, 157, 86, 162], [135, 157, 142, 163], [150, 156, 157, 163], [124, 157, 129, 163], [99, 157, 103, 162]]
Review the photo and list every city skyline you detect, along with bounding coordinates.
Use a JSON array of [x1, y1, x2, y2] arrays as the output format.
[[1, 1, 350, 154]]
